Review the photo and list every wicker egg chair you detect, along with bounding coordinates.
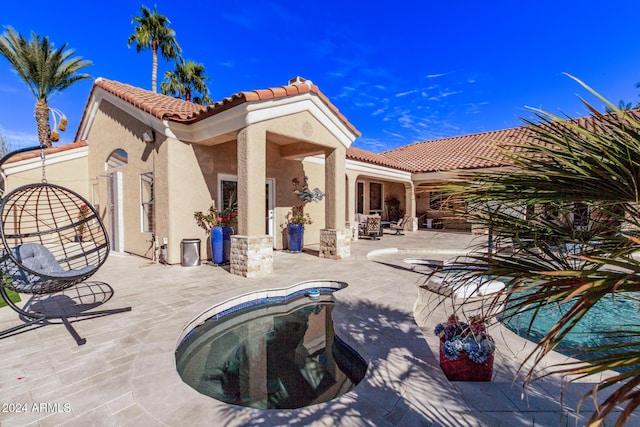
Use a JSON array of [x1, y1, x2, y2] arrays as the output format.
[[0, 146, 131, 345]]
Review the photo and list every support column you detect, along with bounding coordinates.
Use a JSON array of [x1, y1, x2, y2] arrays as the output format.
[[405, 182, 417, 232], [237, 126, 266, 235], [320, 147, 350, 259], [324, 147, 345, 229], [232, 126, 273, 277]]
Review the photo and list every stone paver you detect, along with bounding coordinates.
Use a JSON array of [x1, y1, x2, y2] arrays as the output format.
[[0, 230, 636, 426]]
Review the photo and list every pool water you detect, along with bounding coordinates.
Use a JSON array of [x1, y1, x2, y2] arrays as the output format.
[[175, 295, 367, 409], [502, 293, 640, 365]]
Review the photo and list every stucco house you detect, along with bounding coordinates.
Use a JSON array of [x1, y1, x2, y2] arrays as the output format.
[[1, 76, 529, 277]]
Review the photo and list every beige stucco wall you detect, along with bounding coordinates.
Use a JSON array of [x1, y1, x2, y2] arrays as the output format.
[[169, 141, 237, 262], [86, 100, 168, 261], [85, 94, 357, 263], [3, 151, 89, 199]]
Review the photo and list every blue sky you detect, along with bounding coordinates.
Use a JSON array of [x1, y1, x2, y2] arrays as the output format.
[[2, 1, 640, 152]]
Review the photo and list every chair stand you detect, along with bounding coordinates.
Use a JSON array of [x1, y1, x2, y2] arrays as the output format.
[[0, 286, 131, 346]]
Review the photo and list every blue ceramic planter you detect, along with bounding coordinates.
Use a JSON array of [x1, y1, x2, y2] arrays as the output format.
[[287, 224, 304, 252], [211, 226, 233, 264]]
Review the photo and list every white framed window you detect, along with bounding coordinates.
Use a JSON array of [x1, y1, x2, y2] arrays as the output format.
[[106, 148, 128, 170], [140, 172, 154, 233], [218, 174, 238, 212]]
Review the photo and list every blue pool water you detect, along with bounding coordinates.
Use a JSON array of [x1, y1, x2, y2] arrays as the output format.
[[502, 293, 640, 365], [175, 294, 367, 409]]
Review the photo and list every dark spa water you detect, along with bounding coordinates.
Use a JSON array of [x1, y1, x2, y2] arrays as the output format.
[[175, 296, 367, 409]]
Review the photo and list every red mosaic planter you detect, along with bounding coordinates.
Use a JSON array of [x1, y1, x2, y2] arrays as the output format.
[[439, 339, 493, 381]]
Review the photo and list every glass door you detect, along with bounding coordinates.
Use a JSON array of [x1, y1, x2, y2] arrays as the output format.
[[107, 171, 123, 252], [369, 182, 383, 216], [266, 179, 275, 247]]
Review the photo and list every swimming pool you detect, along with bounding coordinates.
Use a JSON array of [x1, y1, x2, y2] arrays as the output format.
[[502, 293, 640, 365], [175, 282, 367, 409]]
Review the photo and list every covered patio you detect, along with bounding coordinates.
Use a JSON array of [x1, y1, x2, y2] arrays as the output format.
[[78, 77, 360, 277]]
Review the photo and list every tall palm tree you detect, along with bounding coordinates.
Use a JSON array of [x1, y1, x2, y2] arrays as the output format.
[[445, 75, 640, 426], [0, 26, 91, 147], [127, 5, 181, 93], [160, 57, 212, 105]]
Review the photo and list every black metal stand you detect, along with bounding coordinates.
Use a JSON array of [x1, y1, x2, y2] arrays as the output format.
[[0, 285, 131, 346]]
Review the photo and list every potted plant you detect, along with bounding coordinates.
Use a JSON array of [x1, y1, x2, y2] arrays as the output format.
[[194, 203, 237, 265], [434, 314, 495, 381], [75, 203, 91, 242], [282, 177, 324, 252], [283, 205, 313, 252]]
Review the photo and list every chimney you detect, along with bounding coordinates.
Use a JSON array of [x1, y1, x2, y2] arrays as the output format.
[[288, 76, 313, 87]]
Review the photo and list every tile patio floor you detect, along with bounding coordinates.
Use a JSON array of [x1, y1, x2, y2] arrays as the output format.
[[0, 230, 636, 426]]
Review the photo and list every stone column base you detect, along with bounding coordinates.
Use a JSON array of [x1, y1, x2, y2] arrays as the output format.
[[319, 228, 351, 260], [230, 235, 273, 277]]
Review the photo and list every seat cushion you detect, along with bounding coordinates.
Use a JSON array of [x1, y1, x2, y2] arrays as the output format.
[[11, 243, 96, 277], [13, 243, 65, 275]]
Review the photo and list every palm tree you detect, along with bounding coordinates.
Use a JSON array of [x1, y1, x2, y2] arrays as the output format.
[[445, 75, 640, 426], [0, 125, 10, 157], [160, 57, 212, 105], [127, 5, 181, 93], [0, 26, 91, 147], [605, 98, 636, 112]]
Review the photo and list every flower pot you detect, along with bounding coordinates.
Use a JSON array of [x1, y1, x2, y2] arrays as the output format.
[[439, 339, 493, 381], [74, 235, 83, 243], [211, 226, 233, 265], [287, 224, 304, 252]]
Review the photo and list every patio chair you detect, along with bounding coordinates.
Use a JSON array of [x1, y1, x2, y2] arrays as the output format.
[[360, 215, 381, 240], [0, 146, 131, 345], [390, 214, 411, 235], [356, 213, 368, 235]]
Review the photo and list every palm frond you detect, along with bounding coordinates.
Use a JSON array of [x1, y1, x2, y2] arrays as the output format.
[[439, 79, 640, 426]]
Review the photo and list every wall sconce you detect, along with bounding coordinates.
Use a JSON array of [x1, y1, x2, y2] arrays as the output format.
[[142, 130, 155, 143]]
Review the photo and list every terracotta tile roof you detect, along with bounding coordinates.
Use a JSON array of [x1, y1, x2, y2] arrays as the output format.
[[93, 78, 360, 137], [3, 141, 88, 164], [380, 126, 536, 173], [94, 79, 207, 121], [346, 146, 413, 171]]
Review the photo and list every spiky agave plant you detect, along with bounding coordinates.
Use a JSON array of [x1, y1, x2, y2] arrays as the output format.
[[444, 75, 640, 427]]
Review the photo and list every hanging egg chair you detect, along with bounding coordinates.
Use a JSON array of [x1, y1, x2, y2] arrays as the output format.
[[0, 145, 130, 345]]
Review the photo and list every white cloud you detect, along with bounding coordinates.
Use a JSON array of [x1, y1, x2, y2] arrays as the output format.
[[0, 83, 21, 94], [4, 129, 39, 150], [383, 129, 405, 139], [217, 61, 235, 68], [398, 111, 414, 128], [327, 71, 346, 78], [353, 137, 391, 152], [426, 72, 448, 79], [221, 13, 256, 30], [395, 89, 417, 97], [440, 90, 463, 97]]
